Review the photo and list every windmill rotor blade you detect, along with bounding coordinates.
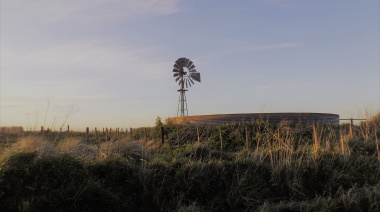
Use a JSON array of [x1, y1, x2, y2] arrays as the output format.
[[189, 69, 197, 72], [190, 72, 201, 82], [175, 76, 182, 82], [187, 61, 193, 69], [177, 58, 187, 67], [188, 78, 192, 87], [175, 58, 182, 66], [173, 68, 180, 72], [186, 79, 189, 88], [188, 64, 196, 70], [184, 58, 190, 67], [174, 64, 182, 70], [173, 73, 179, 77]]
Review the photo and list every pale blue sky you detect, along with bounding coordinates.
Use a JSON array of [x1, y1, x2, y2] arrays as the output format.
[[1, 0, 379, 130]]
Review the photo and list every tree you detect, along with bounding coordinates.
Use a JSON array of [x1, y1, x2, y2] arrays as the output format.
[[155, 116, 163, 128]]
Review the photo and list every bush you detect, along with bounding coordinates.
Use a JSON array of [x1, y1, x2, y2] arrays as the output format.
[[0, 153, 119, 211]]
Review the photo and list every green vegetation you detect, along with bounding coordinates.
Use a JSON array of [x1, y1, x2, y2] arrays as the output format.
[[1, 114, 380, 211]]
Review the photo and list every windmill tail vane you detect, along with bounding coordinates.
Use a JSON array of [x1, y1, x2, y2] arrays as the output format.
[[172, 57, 201, 117]]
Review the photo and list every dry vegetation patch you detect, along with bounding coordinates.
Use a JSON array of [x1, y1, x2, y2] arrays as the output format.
[[1, 114, 380, 211]]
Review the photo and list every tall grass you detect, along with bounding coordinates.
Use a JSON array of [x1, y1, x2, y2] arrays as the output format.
[[1, 114, 380, 211]]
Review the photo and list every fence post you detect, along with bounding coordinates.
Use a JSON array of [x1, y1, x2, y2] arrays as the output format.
[[219, 127, 223, 151], [313, 124, 319, 156], [110, 128, 112, 138], [105, 128, 108, 142], [161, 126, 164, 144], [176, 124, 179, 145], [349, 125, 353, 137], [95, 127, 98, 141], [86, 127, 89, 141], [197, 127, 200, 143], [245, 126, 248, 151], [144, 128, 147, 142], [130, 128, 133, 141], [67, 125, 70, 133], [41, 126, 44, 135]]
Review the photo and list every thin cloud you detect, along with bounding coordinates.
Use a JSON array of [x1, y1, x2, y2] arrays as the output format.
[[256, 84, 276, 90], [203, 42, 303, 60], [2, 0, 180, 25], [244, 43, 304, 51], [3, 40, 167, 80], [258, 0, 296, 9]]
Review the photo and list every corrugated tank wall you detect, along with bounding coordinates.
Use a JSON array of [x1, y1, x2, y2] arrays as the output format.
[[166, 113, 339, 126]]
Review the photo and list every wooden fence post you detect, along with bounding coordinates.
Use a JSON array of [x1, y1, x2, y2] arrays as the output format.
[[176, 124, 179, 145], [41, 126, 44, 135], [86, 127, 89, 141], [67, 125, 70, 133], [144, 128, 147, 142], [95, 127, 98, 141], [105, 128, 108, 142], [245, 126, 249, 151], [110, 128, 112, 138], [197, 127, 200, 143], [349, 125, 353, 137], [130, 128, 133, 141], [219, 127, 223, 151], [313, 124, 319, 156]]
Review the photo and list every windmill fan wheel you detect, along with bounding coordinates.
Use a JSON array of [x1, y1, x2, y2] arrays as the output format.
[[172, 57, 201, 88]]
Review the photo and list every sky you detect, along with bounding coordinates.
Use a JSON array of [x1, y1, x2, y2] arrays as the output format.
[[1, 0, 379, 130]]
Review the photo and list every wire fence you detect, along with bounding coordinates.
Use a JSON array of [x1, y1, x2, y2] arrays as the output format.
[[2, 116, 377, 153]]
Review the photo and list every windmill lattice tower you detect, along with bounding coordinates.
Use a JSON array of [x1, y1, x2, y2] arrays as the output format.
[[172, 58, 201, 117]]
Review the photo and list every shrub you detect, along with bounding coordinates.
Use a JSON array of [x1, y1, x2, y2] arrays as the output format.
[[0, 153, 119, 211]]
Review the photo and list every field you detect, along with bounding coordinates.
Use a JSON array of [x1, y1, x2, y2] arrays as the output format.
[[1, 114, 380, 211]]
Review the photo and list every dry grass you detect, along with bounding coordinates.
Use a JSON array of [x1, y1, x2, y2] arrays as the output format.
[[99, 139, 147, 161], [0, 136, 147, 164], [1, 113, 380, 211], [0, 136, 56, 161], [57, 137, 98, 161]]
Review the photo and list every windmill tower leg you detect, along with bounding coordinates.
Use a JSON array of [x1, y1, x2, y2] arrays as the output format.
[[177, 79, 188, 116]]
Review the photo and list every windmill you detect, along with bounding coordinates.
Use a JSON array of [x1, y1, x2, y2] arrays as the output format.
[[172, 57, 201, 117]]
